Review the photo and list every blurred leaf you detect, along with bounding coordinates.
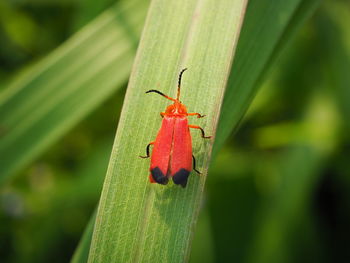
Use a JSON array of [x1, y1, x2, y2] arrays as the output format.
[[207, 172, 260, 263], [215, 0, 322, 153], [6, 139, 112, 263], [88, 0, 248, 262], [0, 0, 149, 182], [319, 1, 350, 127], [71, 211, 96, 263], [0, 1, 39, 51], [248, 93, 339, 263], [72, 0, 116, 31], [189, 205, 214, 263]]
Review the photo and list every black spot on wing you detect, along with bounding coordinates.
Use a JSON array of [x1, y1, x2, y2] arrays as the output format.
[[151, 167, 169, 185], [172, 168, 190, 188]]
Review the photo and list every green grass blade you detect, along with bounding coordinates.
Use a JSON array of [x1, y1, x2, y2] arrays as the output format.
[[72, 0, 321, 262], [71, 211, 97, 263], [0, 0, 148, 182], [320, 1, 350, 125], [189, 206, 214, 263], [215, 0, 321, 151], [88, 0, 248, 262]]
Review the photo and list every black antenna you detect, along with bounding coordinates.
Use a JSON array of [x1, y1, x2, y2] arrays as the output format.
[[177, 68, 187, 100], [145, 90, 176, 101]]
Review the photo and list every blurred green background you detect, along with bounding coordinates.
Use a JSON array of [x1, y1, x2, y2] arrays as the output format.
[[1, 0, 350, 262]]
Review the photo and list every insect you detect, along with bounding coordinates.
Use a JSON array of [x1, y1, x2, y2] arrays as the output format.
[[140, 68, 211, 188]]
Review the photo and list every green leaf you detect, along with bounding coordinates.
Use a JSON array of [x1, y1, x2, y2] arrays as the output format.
[[215, 0, 322, 153], [0, 0, 148, 182], [248, 92, 340, 263], [71, 211, 96, 263], [71, 0, 322, 262], [188, 206, 214, 263], [320, 0, 350, 126], [88, 0, 248, 262]]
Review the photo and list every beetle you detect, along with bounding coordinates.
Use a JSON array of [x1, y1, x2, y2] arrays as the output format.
[[140, 68, 211, 188]]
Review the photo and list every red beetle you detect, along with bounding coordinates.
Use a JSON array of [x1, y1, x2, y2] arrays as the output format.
[[140, 68, 211, 188]]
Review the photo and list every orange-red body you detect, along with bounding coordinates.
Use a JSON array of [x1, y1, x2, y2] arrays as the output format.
[[150, 103, 192, 187], [140, 69, 210, 188]]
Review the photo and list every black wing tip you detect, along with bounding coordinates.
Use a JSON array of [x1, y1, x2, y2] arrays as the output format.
[[172, 168, 190, 188], [150, 167, 191, 188], [150, 167, 169, 185]]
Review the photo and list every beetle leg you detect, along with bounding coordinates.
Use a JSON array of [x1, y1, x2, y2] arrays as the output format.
[[187, 112, 206, 118], [139, 142, 155, 158], [188, 125, 211, 139], [192, 155, 201, 174]]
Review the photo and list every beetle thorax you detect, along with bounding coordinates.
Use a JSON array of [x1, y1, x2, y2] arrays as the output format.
[[165, 101, 187, 116]]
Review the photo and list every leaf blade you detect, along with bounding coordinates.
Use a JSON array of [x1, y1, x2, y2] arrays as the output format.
[[70, 0, 322, 262], [88, 0, 248, 262], [215, 0, 322, 152], [0, 0, 149, 182]]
